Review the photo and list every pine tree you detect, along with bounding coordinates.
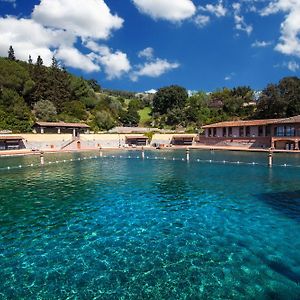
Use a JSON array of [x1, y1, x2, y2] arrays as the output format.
[[36, 55, 43, 66], [8, 46, 16, 60], [51, 56, 59, 69], [28, 55, 33, 64]]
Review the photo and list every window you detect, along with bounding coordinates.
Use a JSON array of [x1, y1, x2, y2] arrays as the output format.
[[258, 126, 264, 137], [228, 127, 232, 137], [266, 126, 271, 136], [246, 126, 250, 137], [223, 127, 226, 137], [208, 129, 212, 137], [286, 126, 295, 137], [239, 127, 244, 137], [213, 128, 217, 137], [275, 126, 285, 137]]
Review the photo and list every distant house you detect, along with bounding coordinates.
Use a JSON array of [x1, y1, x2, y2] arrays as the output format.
[[0, 136, 24, 151], [171, 134, 196, 146], [125, 135, 148, 146], [201, 115, 300, 150], [33, 122, 90, 137]]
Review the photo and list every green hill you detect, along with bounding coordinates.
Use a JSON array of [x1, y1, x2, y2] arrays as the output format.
[[0, 56, 145, 133]]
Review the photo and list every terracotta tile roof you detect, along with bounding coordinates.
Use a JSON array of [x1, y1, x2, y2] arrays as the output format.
[[273, 115, 300, 124], [35, 122, 90, 128], [202, 118, 286, 128], [0, 136, 23, 140]]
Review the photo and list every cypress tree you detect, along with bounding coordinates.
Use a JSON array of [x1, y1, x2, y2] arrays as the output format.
[[51, 56, 59, 69], [28, 55, 33, 64], [8, 46, 16, 60], [36, 55, 43, 66]]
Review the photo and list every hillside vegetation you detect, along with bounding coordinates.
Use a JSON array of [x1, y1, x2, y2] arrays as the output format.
[[0, 54, 145, 132], [1, 49, 300, 133]]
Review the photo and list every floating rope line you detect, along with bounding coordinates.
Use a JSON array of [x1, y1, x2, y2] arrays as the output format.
[[0, 153, 298, 172]]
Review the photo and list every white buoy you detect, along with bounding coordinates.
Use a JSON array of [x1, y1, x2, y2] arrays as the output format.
[[268, 149, 273, 168], [186, 148, 190, 162], [141, 147, 145, 160], [40, 151, 45, 166]]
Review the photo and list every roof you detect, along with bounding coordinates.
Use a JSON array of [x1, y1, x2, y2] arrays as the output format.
[[172, 134, 196, 139], [109, 127, 160, 133], [274, 115, 300, 124], [35, 122, 90, 128], [0, 136, 23, 141], [125, 135, 148, 139], [202, 118, 286, 128]]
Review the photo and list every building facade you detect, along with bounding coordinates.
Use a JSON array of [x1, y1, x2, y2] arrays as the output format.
[[0, 136, 24, 151], [33, 122, 90, 137], [201, 115, 300, 150]]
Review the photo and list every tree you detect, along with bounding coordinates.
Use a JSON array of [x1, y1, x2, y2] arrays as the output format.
[[0, 88, 34, 132], [28, 55, 33, 65], [93, 110, 115, 131], [153, 85, 188, 114], [8, 46, 16, 61], [87, 79, 101, 92], [63, 101, 86, 120], [118, 100, 140, 127], [34, 100, 57, 121], [36, 55, 43, 66], [256, 84, 285, 118], [185, 92, 209, 124], [255, 77, 300, 119], [0, 57, 33, 95], [166, 107, 186, 126], [70, 76, 94, 100], [51, 56, 59, 69], [279, 77, 300, 117]]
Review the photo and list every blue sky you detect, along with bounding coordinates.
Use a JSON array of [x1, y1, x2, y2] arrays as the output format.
[[0, 0, 299, 92]]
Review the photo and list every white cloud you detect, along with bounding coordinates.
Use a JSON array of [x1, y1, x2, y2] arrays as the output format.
[[251, 40, 272, 47], [0, 17, 74, 66], [0, 0, 131, 76], [56, 47, 100, 72], [32, 0, 123, 40], [261, 0, 300, 57], [86, 41, 131, 79], [131, 47, 180, 81], [199, 1, 227, 18], [194, 15, 210, 28], [224, 72, 235, 81], [233, 2, 253, 35], [131, 59, 179, 81], [287, 61, 299, 72], [132, 0, 196, 22], [138, 47, 154, 60]]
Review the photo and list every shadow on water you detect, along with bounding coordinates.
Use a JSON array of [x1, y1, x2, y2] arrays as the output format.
[[256, 190, 300, 222], [236, 239, 300, 285], [240, 189, 300, 285]]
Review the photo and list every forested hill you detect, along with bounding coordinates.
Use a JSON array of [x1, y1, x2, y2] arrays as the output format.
[[1, 52, 300, 133], [0, 55, 144, 132]]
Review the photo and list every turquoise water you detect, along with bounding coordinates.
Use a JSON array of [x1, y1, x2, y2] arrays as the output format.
[[1, 150, 300, 299]]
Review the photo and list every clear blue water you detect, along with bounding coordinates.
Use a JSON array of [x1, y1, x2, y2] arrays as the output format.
[[1, 150, 300, 299]]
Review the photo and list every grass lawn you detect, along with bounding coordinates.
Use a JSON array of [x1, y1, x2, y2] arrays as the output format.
[[138, 107, 152, 126]]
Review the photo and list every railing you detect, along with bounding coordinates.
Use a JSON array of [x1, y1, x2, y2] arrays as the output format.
[[60, 137, 78, 150]]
